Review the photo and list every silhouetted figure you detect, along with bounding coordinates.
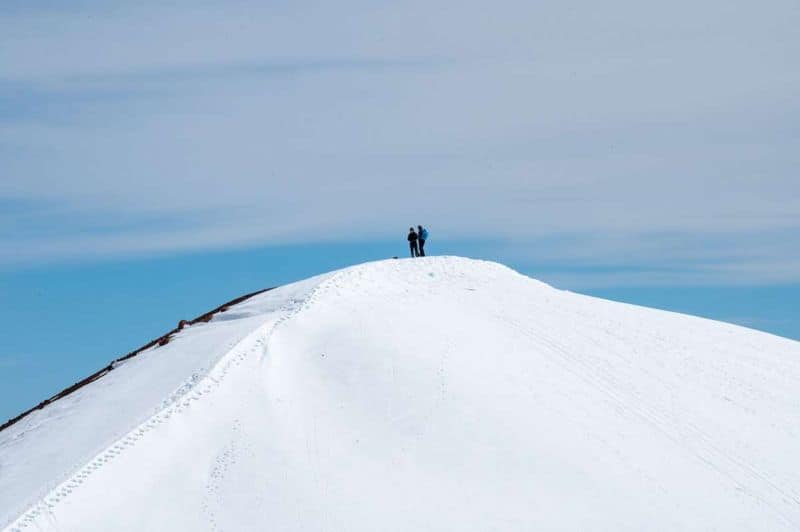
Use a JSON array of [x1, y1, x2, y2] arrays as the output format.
[[417, 225, 429, 256], [407, 227, 419, 257]]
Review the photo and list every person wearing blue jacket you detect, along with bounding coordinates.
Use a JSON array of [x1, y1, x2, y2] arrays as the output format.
[[417, 225, 429, 256]]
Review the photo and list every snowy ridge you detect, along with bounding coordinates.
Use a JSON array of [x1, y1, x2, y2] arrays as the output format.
[[3, 257, 800, 531], [3, 262, 380, 530], [7, 328, 266, 531], [0, 288, 272, 434], [1, 270, 335, 530]]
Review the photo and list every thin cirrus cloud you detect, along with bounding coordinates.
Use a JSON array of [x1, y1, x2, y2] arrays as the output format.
[[1, 0, 798, 286]]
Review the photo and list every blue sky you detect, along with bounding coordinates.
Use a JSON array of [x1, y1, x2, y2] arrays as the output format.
[[1, 1, 799, 421]]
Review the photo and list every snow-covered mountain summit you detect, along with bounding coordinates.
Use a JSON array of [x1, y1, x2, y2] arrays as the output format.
[[2, 257, 799, 531]]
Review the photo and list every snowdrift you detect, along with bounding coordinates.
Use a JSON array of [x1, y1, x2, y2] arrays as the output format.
[[2, 257, 799, 531]]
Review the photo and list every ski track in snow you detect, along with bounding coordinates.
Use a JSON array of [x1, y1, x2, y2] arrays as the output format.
[[201, 419, 241, 532], [4, 273, 340, 532]]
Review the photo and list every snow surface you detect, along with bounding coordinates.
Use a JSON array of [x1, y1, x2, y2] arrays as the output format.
[[2, 257, 799, 531]]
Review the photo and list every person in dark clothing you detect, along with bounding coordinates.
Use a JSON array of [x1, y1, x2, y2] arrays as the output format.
[[407, 227, 419, 257], [417, 225, 429, 256]]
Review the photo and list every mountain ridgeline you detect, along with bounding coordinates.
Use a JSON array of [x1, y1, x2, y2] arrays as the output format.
[[2, 257, 799, 531]]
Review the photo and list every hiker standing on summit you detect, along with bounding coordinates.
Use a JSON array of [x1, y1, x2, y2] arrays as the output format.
[[417, 225, 429, 256], [407, 227, 419, 257]]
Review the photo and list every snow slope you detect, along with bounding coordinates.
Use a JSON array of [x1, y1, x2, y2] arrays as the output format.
[[2, 257, 799, 531]]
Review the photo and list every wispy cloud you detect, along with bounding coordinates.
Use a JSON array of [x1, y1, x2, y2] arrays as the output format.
[[69, 57, 445, 85], [1, 1, 798, 286]]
